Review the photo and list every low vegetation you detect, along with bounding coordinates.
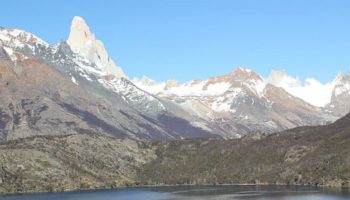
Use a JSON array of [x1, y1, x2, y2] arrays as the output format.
[[0, 113, 350, 194]]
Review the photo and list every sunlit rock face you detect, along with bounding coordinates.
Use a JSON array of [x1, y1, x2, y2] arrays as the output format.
[[67, 16, 125, 78]]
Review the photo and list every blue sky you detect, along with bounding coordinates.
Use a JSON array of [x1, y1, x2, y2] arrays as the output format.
[[1, 0, 349, 83]]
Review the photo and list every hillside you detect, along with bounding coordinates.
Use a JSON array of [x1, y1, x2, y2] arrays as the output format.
[[0, 134, 156, 193], [140, 113, 350, 187], [1, 112, 349, 194]]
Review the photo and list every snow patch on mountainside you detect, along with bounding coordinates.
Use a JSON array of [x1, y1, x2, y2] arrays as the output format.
[[134, 79, 232, 96], [71, 76, 78, 85], [168, 80, 231, 96], [334, 82, 350, 96], [98, 77, 165, 112], [178, 99, 214, 120], [211, 88, 242, 112], [3, 46, 17, 61]]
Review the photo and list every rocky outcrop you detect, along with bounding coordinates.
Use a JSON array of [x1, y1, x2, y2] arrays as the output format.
[[67, 16, 125, 78], [325, 72, 350, 117]]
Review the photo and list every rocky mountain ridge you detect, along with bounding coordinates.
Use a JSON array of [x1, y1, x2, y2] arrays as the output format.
[[134, 67, 338, 135], [0, 26, 222, 141]]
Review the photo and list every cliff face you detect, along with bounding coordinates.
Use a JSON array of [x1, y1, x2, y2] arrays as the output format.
[[67, 16, 125, 78]]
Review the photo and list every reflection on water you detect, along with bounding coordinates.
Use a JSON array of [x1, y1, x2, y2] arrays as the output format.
[[0, 185, 349, 200]]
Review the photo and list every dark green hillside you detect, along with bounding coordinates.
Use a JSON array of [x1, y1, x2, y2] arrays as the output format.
[[139, 113, 350, 187]]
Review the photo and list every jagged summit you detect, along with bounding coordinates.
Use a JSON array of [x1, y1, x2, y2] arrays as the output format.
[[208, 67, 263, 83], [67, 16, 125, 77], [231, 67, 254, 76], [133, 67, 265, 97]]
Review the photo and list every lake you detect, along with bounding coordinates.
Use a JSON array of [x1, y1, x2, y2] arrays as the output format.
[[0, 185, 349, 200]]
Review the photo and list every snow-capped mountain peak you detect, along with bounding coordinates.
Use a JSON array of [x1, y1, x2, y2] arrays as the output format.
[[133, 67, 350, 112], [332, 71, 350, 97], [0, 28, 48, 48], [0, 27, 49, 62], [133, 67, 266, 98], [67, 16, 125, 78], [133, 67, 269, 117], [229, 67, 262, 81], [0, 28, 49, 64]]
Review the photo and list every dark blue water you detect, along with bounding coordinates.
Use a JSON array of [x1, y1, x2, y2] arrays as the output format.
[[0, 185, 349, 200]]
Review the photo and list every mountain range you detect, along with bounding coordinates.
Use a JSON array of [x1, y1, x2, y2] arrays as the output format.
[[0, 16, 349, 141]]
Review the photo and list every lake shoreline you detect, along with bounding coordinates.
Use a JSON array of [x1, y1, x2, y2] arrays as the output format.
[[1, 182, 348, 196]]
